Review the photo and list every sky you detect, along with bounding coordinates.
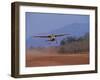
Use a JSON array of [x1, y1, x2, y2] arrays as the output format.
[[26, 12, 89, 39]]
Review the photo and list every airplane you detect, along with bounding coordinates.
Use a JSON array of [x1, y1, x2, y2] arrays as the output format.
[[33, 34, 70, 43]]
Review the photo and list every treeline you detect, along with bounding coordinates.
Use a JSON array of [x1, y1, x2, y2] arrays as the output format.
[[58, 33, 89, 54]]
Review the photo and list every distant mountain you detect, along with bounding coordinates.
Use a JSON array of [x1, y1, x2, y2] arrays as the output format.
[[26, 23, 89, 48], [49, 23, 89, 37]]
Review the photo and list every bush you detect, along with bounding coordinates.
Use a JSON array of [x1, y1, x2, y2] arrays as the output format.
[[59, 33, 89, 54]]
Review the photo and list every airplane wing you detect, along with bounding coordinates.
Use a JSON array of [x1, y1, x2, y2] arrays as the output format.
[[55, 34, 70, 37], [33, 35, 50, 38]]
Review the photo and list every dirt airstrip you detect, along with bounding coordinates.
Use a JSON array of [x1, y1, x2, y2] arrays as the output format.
[[26, 48, 89, 67]]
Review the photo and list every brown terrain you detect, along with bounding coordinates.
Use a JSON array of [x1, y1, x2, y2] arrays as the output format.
[[26, 48, 89, 67]]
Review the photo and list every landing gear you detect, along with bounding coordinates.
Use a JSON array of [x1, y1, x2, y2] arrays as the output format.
[[55, 39, 58, 44], [45, 39, 58, 44]]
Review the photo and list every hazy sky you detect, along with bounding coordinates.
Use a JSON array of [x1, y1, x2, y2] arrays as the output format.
[[26, 12, 89, 39]]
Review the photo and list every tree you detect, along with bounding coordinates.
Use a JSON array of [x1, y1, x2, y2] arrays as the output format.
[[60, 36, 77, 45], [59, 32, 89, 54]]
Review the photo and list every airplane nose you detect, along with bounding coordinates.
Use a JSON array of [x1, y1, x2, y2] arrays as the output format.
[[52, 38, 55, 41]]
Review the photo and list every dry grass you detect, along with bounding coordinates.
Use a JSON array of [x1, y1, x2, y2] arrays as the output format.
[[26, 48, 89, 67]]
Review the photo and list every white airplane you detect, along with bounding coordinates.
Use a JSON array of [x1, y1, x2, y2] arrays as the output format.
[[33, 34, 70, 43]]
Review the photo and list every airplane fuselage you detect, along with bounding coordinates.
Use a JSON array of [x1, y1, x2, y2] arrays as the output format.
[[48, 34, 56, 41], [49, 38, 55, 41]]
